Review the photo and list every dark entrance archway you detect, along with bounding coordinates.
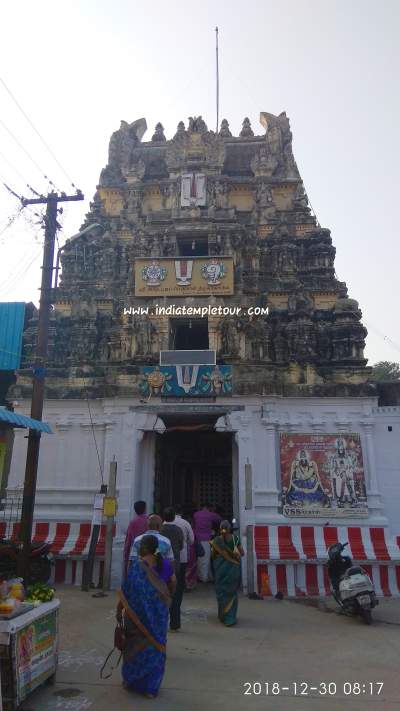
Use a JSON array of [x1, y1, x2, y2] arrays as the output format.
[[154, 429, 233, 520]]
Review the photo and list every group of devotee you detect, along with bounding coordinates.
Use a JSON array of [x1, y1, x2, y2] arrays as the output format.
[[117, 500, 244, 698]]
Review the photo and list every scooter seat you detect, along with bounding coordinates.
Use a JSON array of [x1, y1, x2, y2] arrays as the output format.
[[345, 566, 365, 577]]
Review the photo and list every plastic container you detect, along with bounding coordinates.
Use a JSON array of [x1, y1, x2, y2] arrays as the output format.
[[9, 583, 24, 602], [0, 598, 16, 616]]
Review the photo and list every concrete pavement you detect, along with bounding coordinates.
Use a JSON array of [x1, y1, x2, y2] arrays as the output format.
[[21, 585, 400, 711]]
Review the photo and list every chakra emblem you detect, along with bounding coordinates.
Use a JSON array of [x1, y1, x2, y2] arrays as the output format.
[[141, 261, 167, 287], [201, 259, 226, 285]]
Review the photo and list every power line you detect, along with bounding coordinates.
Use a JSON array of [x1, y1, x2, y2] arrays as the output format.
[[365, 322, 400, 356], [0, 245, 42, 296], [0, 117, 58, 188], [0, 149, 42, 197], [0, 76, 78, 190], [83, 378, 104, 485]]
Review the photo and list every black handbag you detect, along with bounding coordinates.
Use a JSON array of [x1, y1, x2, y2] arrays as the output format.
[[114, 620, 126, 652], [100, 621, 124, 679]]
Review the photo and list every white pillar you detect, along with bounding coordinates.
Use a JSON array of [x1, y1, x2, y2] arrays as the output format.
[[233, 413, 256, 593], [259, 419, 281, 519], [360, 420, 386, 523]]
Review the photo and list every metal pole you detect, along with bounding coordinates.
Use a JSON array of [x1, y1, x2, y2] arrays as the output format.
[[215, 27, 219, 133], [103, 461, 117, 591], [18, 194, 58, 579], [82, 483, 107, 592], [17, 191, 84, 581]]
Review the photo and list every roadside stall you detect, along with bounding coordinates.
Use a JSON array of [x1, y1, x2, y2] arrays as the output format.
[[0, 407, 54, 709], [0, 598, 59, 711]]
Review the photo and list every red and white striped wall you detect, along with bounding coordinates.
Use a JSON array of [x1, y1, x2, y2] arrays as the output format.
[[252, 525, 400, 598], [0, 521, 111, 586]]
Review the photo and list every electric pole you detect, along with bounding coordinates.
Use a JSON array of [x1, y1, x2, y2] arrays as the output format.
[[17, 190, 84, 580]]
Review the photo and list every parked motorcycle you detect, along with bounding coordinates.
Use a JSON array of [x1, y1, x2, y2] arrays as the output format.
[[0, 539, 52, 583], [327, 541, 378, 624]]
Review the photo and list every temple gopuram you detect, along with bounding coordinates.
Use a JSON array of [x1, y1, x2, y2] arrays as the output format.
[[9, 112, 400, 594]]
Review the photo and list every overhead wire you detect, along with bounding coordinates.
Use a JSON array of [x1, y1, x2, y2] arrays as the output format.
[[0, 149, 43, 199], [364, 322, 400, 357], [0, 241, 43, 295], [0, 204, 24, 239], [82, 377, 104, 485], [0, 118, 53, 187], [0, 76, 79, 191]]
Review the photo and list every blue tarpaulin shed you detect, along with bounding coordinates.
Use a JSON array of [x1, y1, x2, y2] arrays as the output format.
[[0, 302, 25, 370], [0, 407, 52, 433]]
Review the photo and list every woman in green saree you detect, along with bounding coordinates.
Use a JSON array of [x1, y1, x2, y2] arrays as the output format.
[[210, 520, 244, 626]]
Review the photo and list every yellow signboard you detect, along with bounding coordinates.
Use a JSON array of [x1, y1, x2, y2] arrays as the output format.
[[103, 496, 117, 517], [135, 257, 234, 297]]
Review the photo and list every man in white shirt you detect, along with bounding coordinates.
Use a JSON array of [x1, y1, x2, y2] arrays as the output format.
[[129, 514, 174, 565], [169, 505, 195, 631]]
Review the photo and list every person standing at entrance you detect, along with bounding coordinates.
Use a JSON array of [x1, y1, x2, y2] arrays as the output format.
[[123, 501, 148, 577], [168, 504, 194, 630], [161, 508, 184, 573], [211, 520, 244, 626], [193, 503, 222, 582]]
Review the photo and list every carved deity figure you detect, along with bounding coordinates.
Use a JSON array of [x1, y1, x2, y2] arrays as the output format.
[[188, 116, 208, 133], [219, 318, 239, 356], [293, 182, 309, 209], [256, 182, 273, 207], [240, 117, 254, 137], [174, 121, 186, 141], [213, 180, 229, 208], [152, 122, 166, 142], [219, 118, 232, 137]]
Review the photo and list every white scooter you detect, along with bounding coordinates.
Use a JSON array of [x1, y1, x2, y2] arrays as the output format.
[[327, 542, 378, 624]]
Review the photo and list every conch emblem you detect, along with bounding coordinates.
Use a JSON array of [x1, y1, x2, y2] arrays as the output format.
[[201, 259, 226, 285], [141, 261, 167, 286]]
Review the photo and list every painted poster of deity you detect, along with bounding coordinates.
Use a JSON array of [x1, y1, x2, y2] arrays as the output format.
[[280, 433, 368, 518]]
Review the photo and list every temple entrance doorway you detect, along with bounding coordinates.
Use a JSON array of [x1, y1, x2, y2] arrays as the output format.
[[154, 429, 234, 521]]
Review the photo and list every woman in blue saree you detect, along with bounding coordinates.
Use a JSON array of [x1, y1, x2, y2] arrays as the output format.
[[117, 534, 176, 698], [210, 521, 244, 626]]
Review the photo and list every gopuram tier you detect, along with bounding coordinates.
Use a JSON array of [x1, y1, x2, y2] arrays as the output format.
[[15, 112, 371, 400]]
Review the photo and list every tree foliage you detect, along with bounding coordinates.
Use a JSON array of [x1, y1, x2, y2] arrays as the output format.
[[370, 361, 400, 382]]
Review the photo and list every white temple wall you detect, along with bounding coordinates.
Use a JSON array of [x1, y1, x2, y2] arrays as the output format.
[[371, 405, 400, 540], [7, 395, 400, 571]]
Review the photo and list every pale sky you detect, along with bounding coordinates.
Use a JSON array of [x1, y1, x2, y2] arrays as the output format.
[[0, 0, 399, 365]]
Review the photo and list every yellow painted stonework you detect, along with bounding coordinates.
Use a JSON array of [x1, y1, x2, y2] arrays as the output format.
[[54, 302, 72, 315], [98, 188, 124, 215], [228, 187, 254, 211], [268, 293, 289, 309], [96, 300, 114, 313], [313, 292, 338, 309], [117, 229, 132, 241], [142, 187, 163, 212], [272, 185, 295, 210], [295, 224, 315, 236], [257, 225, 274, 238]]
